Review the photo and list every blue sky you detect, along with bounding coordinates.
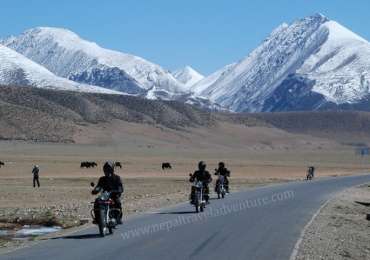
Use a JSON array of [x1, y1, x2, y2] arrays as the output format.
[[0, 0, 369, 75]]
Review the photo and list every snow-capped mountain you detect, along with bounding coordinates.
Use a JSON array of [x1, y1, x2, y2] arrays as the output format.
[[3, 14, 369, 113], [0, 44, 120, 94], [198, 14, 370, 112], [1, 27, 185, 99], [172, 66, 204, 88]]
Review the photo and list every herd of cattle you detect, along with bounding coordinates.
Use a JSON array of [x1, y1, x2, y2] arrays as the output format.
[[80, 161, 171, 170], [0, 161, 171, 170], [80, 161, 123, 169], [80, 161, 98, 168]]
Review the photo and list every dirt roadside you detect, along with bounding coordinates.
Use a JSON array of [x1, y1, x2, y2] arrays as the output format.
[[295, 184, 370, 260]]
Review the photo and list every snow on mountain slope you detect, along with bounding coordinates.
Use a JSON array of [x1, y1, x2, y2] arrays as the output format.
[[297, 20, 370, 103], [1, 27, 185, 98], [199, 14, 370, 112], [191, 63, 236, 95], [172, 66, 204, 88], [0, 44, 120, 94]]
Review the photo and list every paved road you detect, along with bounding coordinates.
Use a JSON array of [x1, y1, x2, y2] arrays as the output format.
[[2, 174, 370, 260]]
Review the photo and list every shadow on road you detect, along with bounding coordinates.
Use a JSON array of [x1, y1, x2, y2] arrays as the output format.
[[157, 211, 196, 215], [209, 197, 223, 201], [51, 234, 101, 240]]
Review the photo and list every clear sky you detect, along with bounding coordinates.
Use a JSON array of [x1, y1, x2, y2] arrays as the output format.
[[0, 0, 369, 75]]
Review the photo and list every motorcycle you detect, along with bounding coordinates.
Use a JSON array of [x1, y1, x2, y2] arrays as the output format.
[[90, 182, 121, 237], [306, 166, 315, 181], [193, 180, 206, 213], [306, 173, 313, 180], [189, 174, 206, 213], [215, 175, 226, 199]]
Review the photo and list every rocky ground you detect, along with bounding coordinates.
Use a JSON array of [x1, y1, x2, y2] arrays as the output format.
[[296, 184, 370, 260]]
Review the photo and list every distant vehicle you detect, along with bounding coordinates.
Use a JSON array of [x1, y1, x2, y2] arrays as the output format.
[[306, 166, 315, 180], [81, 162, 97, 168], [189, 174, 206, 213], [215, 175, 226, 199], [0, 161, 4, 168], [115, 162, 122, 169], [90, 182, 121, 237], [162, 162, 172, 170]]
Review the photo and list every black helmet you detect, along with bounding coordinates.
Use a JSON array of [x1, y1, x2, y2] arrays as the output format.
[[103, 161, 115, 176], [198, 161, 206, 170], [218, 162, 225, 168]]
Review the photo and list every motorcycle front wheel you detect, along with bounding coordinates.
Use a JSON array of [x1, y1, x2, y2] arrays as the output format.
[[98, 209, 106, 237]]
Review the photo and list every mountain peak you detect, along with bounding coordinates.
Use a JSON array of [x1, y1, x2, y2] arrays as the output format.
[[2, 27, 187, 97], [32, 26, 78, 35], [196, 13, 370, 112], [0, 43, 120, 94], [301, 13, 329, 24], [172, 66, 204, 88], [311, 13, 328, 20]]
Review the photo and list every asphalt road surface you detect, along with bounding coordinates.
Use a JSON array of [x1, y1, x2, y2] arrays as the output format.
[[2, 174, 370, 260]]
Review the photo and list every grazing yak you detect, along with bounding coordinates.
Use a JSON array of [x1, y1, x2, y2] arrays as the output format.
[[115, 162, 122, 169], [0, 161, 4, 168], [162, 162, 172, 170], [80, 161, 97, 168]]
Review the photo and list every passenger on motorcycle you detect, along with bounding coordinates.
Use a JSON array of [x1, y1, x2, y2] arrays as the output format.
[[214, 162, 230, 193], [190, 161, 212, 204], [92, 161, 124, 224]]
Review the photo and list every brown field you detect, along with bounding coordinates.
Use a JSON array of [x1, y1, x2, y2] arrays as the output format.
[[0, 124, 369, 219]]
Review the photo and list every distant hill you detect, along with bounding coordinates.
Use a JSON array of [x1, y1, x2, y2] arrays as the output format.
[[225, 111, 370, 145], [0, 85, 214, 142], [1, 85, 370, 145]]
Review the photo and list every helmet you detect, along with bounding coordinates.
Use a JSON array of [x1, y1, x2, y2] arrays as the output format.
[[103, 161, 115, 177], [218, 162, 225, 168], [34, 165, 39, 169], [198, 161, 206, 171]]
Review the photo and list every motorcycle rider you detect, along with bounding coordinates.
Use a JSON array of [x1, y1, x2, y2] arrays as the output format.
[[92, 161, 124, 224], [307, 166, 315, 179], [189, 161, 212, 204], [214, 162, 230, 193]]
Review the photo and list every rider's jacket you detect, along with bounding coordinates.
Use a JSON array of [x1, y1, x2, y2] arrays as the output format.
[[94, 174, 123, 196], [190, 170, 212, 184], [215, 167, 230, 177]]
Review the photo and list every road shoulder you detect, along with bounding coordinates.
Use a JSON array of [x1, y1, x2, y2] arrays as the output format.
[[295, 183, 370, 260]]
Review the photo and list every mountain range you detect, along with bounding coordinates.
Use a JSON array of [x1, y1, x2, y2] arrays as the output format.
[[1, 13, 370, 112]]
